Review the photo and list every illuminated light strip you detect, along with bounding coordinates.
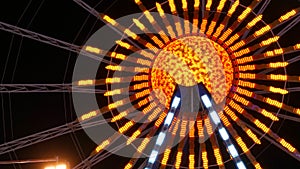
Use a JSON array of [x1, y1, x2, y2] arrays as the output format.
[[204, 118, 214, 136], [118, 121, 134, 134], [142, 101, 157, 114], [236, 56, 253, 64], [116, 40, 134, 50], [212, 24, 225, 39], [108, 100, 124, 110], [260, 36, 280, 47], [200, 19, 208, 34], [236, 137, 249, 153], [214, 148, 224, 166], [245, 129, 261, 144], [104, 89, 123, 96], [95, 140, 110, 152], [147, 107, 162, 121], [229, 40, 246, 52], [154, 112, 167, 127], [85, 46, 101, 54], [126, 130, 141, 145], [197, 119, 204, 141], [261, 109, 279, 121], [161, 149, 171, 165], [132, 82, 149, 90], [219, 28, 232, 42], [189, 154, 195, 169], [233, 48, 250, 57], [246, 15, 263, 29], [201, 145, 209, 169], [155, 3, 176, 39], [225, 34, 240, 47], [181, 0, 187, 10], [280, 139, 296, 152], [239, 73, 256, 80], [102, 15, 117, 25], [254, 119, 270, 133], [227, 0, 239, 16], [179, 120, 188, 137], [124, 162, 132, 169], [254, 25, 271, 37], [206, 21, 216, 36], [269, 62, 289, 68], [217, 0, 227, 12], [168, 0, 177, 14], [111, 110, 129, 122], [238, 7, 252, 22], [279, 9, 297, 22], [80, 110, 98, 121], [205, 0, 213, 10], [175, 151, 183, 169], [238, 65, 255, 71], [105, 77, 121, 84], [77, 79, 95, 86], [269, 86, 289, 95], [254, 163, 263, 169], [137, 138, 150, 153], [225, 106, 261, 144]]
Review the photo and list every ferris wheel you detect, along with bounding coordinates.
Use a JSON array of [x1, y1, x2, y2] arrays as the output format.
[[1, 0, 300, 169]]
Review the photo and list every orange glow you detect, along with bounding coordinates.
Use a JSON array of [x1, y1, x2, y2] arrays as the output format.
[[246, 129, 261, 144], [238, 65, 255, 71], [109, 52, 126, 60], [180, 120, 187, 137], [95, 140, 110, 152], [161, 149, 171, 165], [124, 29, 138, 39], [280, 139, 296, 152], [213, 24, 225, 38], [80, 110, 97, 121], [155, 112, 167, 127], [175, 151, 183, 169], [144, 10, 155, 23], [204, 118, 213, 135], [197, 120, 204, 139], [233, 94, 250, 105], [279, 10, 297, 22], [133, 19, 145, 30], [254, 163, 263, 169], [225, 34, 240, 46], [147, 107, 162, 121], [200, 19, 208, 33], [207, 21, 216, 36], [294, 44, 300, 50], [134, 89, 150, 99], [238, 80, 255, 88]]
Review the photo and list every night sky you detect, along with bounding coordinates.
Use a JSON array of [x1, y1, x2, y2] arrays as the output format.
[[1, 0, 300, 169]]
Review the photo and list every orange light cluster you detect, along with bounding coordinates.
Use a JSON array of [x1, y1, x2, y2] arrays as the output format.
[[236, 137, 249, 152], [80, 110, 97, 121], [279, 10, 297, 22], [254, 25, 271, 37], [161, 148, 171, 165], [213, 148, 223, 166], [280, 139, 296, 152], [175, 151, 183, 169], [96, 140, 110, 152], [227, 0, 239, 16], [246, 129, 261, 144], [247, 15, 263, 29], [238, 7, 252, 22], [137, 138, 150, 153]]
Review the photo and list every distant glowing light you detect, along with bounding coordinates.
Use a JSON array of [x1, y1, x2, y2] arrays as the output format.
[[201, 94, 212, 108]]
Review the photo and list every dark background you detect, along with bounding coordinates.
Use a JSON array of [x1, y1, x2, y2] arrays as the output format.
[[0, 0, 300, 168]]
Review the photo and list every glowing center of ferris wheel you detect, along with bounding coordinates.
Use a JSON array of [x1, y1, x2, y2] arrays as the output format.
[[150, 35, 234, 107]]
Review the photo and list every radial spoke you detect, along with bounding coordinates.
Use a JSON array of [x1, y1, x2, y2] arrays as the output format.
[[0, 84, 106, 93]]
